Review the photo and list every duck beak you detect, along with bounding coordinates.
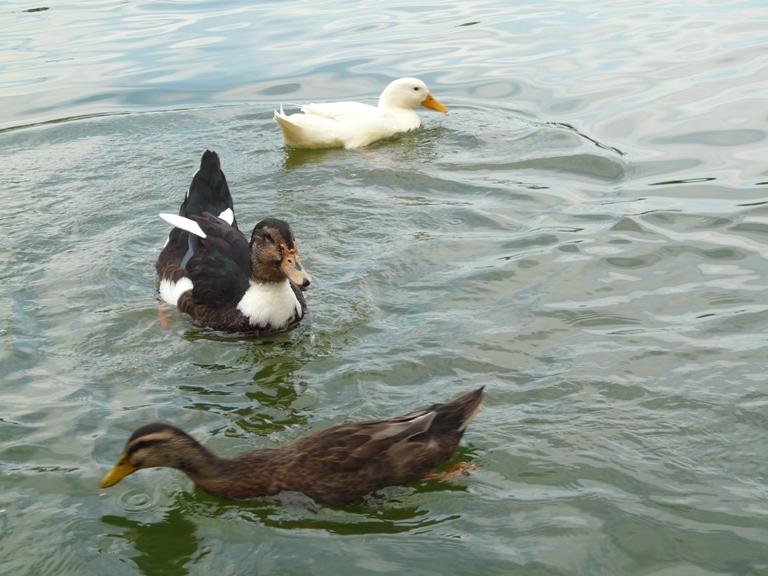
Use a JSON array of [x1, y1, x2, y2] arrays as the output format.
[[100, 454, 137, 488], [281, 248, 312, 290], [422, 94, 448, 113]]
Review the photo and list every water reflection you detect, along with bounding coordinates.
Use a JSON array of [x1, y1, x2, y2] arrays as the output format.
[[175, 487, 462, 535], [282, 147, 342, 169], [102, 508, 201, 576], [177, 332, 319, 435]]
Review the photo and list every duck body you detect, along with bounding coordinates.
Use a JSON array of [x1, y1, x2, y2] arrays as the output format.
[[157, 213, 310, 334], [274, 77, 448, 149], [155, 151, 311, 334], [101, 387, 484, 506]]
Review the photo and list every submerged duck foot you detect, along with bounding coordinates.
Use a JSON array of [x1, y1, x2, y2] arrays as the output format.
[[158, 303, 174, 329], [427, 461, 478, 482]]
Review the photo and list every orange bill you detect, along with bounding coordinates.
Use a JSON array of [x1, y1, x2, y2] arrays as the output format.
[[281, 249, 312, 289], [422, 94, 448, 113]]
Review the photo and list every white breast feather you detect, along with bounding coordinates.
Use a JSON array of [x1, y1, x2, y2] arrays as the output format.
[[159, 277, 193, 306], [236, 280, 302, 328]]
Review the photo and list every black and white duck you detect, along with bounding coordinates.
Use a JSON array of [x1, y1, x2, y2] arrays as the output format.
[[155, 151, 310, 334]]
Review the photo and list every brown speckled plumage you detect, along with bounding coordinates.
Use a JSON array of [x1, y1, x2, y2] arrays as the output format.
[[100, 387, 484, 506]]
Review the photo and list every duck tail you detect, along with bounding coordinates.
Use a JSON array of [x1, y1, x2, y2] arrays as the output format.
[[181, 150, 232, 219], [432, 386, 485, 434], [274, 105, 307, 143], [197, 149, 225, 189], [274, 105, 294, 129]]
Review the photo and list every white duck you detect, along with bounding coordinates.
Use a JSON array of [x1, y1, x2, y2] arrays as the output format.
[[273, 77, 448, 150]]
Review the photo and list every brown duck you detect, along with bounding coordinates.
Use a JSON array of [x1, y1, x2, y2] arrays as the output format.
[[100, 387, 484, 506]]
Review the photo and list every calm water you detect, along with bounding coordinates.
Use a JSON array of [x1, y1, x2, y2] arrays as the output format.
[[2, 1, 768, 574]]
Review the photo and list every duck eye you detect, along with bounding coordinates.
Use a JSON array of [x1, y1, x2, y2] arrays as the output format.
[[264, 234, 275, 244], [413, 87, 419, 91]]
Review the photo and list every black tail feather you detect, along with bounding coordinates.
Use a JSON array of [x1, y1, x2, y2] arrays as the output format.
[[198, 150, 224, 190], [178, 150, 235, 227]]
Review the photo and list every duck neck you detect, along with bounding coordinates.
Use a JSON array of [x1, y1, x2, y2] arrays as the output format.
[[172, 441, 224, 482], [377, 85, 406, 110], [188, 452, 277, 500], [175, 445, 250, 498], [377, 94, 394, 110], [377, 92, 421, 129]]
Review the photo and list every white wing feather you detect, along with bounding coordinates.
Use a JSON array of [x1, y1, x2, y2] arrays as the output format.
[[159, 213, 207, 238], [218, 208, 234, 225], [299, 101, 378, 120]]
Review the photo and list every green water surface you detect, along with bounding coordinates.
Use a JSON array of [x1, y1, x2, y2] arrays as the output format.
[[2, 1, 768, 575]]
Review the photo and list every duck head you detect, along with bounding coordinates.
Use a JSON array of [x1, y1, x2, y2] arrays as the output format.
[[378, 77, 448, 113], [250, 218, 312, 289], [100, 423, 207, 488]]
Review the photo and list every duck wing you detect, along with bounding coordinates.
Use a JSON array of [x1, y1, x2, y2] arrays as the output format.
[[299, 101, 378, 120], [275, 101, 400, 149], [269, 388, 483, 504], [164, 213, 251, 308], [291, 387, 484, 474]]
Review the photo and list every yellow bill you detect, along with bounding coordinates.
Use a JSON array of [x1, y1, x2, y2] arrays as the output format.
[[422, 94, 448, 113], [100, 455, 137, 488]]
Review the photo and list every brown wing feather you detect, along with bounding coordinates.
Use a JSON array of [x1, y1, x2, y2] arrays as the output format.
[[280, 388, 484, 504], [289, 411, 435, 473]]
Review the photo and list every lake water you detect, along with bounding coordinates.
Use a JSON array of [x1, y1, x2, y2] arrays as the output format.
[[2, 1, 768, 574]]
